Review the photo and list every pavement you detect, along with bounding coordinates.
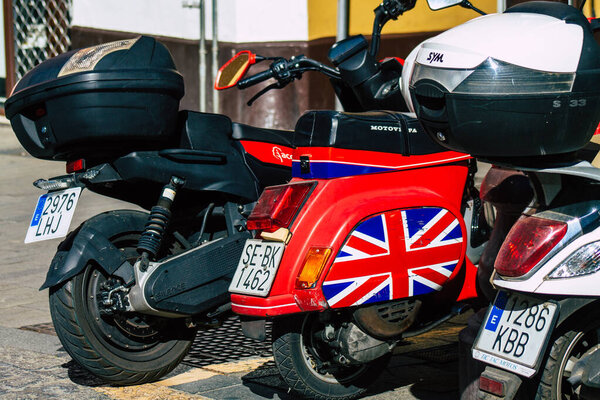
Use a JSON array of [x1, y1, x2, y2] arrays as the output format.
[[0, 120, 481, 400]]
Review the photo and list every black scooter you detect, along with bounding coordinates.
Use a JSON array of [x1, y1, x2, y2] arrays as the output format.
[[6, 36, 296, 384], [5, 0, 443, 384]]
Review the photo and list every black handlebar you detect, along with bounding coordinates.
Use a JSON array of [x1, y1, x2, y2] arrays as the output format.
[[237, 56, 341, 93], [238, 68, 274, 89]]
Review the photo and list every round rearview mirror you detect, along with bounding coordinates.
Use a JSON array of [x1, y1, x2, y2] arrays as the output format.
[[215, 50, 255, 90], [427, 0, 463, 10]]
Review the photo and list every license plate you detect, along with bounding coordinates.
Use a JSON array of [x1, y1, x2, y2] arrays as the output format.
[[472, 290, 559, 377], [25, 187, 82, 243], [229, 239, 285, 297]]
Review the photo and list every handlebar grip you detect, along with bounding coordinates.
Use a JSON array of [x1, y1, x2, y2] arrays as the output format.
[[238, 68, 274, 89]]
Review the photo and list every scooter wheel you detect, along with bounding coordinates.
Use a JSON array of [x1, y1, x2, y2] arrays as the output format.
[[535, 308, 600, 399], [49, 226, 196, 385], [272, 314, 387, 400]]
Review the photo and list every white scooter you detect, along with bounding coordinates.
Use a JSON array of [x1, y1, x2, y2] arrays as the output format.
[[471, 159, 600, 400], [397, 0, 600, 397]]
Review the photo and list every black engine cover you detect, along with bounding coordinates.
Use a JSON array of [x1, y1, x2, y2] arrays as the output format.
[[144, 231, 251, 315]]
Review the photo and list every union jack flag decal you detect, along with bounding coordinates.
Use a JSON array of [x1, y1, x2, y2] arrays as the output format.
[[402, 208, 462, 251], [335, 214, 389, 262], [323, 207, 464, 308], [322, 273, 392, 307]]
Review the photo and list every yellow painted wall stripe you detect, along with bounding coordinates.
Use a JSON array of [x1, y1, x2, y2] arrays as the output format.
[[309, 0, 497, 41]]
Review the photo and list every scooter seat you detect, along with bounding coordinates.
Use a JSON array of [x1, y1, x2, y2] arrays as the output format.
[[232, 123, 294, 148], [294, 110, 447, 155], [178, 111, 293, 149]]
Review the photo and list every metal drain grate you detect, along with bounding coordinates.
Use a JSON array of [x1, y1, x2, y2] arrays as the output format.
[[405, 344, 459, 364], [21, 317, 272, 367], [183, 316, 273, 367]]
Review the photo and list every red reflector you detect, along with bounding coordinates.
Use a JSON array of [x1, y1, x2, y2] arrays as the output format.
[[495, 216, 567, 277], [479, 376, 505, 396], [247, 182, 314, 232], [34, 107, 46, 118], [66, 159, 85, 173]]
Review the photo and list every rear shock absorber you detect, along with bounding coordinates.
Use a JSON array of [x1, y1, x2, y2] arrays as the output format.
[[137, 176, 184, 271]]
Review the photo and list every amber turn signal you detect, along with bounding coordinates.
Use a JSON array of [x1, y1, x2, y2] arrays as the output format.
[[295, 247, 332, 289]]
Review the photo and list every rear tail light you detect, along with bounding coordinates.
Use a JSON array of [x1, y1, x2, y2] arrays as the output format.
[[66, 159, 86, 173], [479, 375, 505, 397], [247, 181, 314, 232], [295, 247, 332, 289], [495, 216, 567, 277]]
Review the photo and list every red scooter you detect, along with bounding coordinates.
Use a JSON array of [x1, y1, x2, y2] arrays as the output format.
[[229, 116, 482, 399], [217, 1, 526, 398], [215, 0, 537, 398]]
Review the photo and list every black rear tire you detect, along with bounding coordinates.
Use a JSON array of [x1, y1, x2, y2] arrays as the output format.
[[272, 314, 387, 400], [49, 218, 195, 385]]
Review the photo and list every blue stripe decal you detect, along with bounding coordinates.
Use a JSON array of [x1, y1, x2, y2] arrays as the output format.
[[30, 194, 48, 227], [485, 291, 509, 333], [292, 161, 392, 179]]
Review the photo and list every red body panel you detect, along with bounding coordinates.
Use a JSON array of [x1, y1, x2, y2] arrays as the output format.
[[456, 258, 479, 302], [240, 140, 293, 167], [231, 161, 474, 317]]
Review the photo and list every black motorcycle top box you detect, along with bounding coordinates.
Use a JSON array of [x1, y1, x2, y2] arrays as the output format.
[[5, 36, 184, 161], [409, 2, 600, 161]]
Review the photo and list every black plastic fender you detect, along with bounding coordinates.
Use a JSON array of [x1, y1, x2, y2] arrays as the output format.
[[555, 297, 598, 328], [40, 210, 148, 290]]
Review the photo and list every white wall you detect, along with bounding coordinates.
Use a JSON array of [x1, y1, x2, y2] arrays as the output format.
[[72, 0, 309, 43]]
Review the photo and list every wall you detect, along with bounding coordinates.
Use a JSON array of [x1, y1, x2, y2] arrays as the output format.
[[307, 0, 497, 40], [72, 0, 309, 42]]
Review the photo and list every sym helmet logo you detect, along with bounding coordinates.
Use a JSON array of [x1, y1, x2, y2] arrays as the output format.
[[272, 146, 293, 163], [426, 52, 444, 64]]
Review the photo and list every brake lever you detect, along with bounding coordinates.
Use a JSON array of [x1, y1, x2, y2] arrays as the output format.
[[246, 81, 287, 106]]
